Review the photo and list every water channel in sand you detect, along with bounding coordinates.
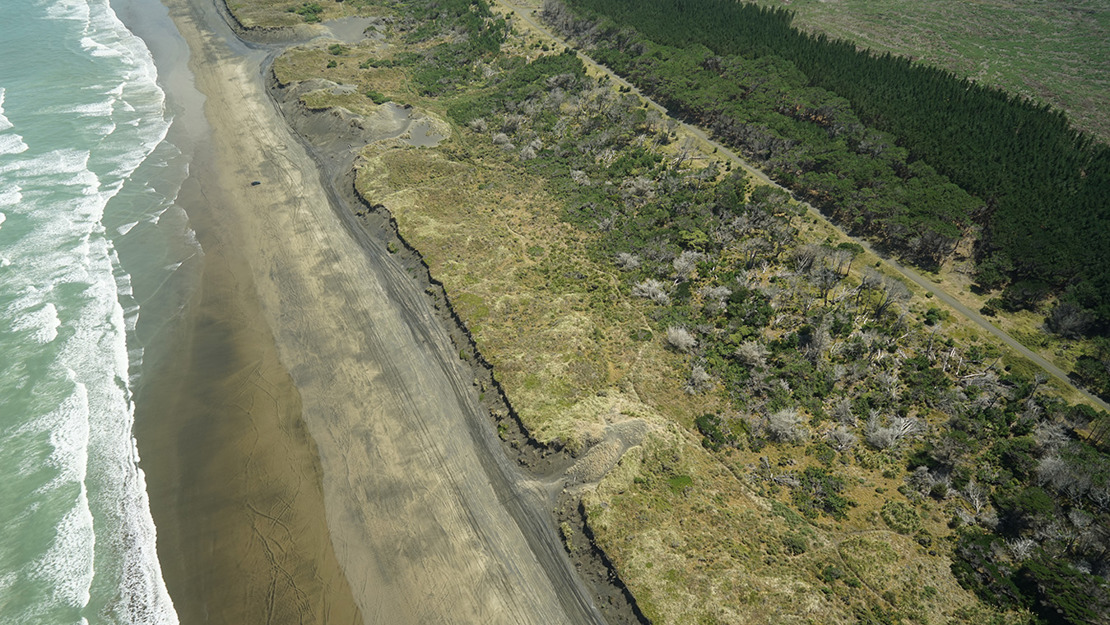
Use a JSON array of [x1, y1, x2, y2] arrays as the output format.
[[134, 0, 610, 622]]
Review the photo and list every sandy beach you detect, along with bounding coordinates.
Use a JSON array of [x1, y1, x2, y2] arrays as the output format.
[[132, 0, 607, 622]]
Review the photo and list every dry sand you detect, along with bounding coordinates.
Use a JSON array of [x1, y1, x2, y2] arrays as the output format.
[[136, 0, 607, 622]]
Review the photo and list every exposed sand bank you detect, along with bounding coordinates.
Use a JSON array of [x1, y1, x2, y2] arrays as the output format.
[[136, 0, 609, 622]]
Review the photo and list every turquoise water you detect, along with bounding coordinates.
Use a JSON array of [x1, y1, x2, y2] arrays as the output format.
[[0, 0, 198, 622]]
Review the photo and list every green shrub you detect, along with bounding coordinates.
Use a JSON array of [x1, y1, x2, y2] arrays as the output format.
[[695, 413, 732, 451], [1019, 556, 1110, 625], [880, 500, 919, 534], [820, 565, 846, 584], [288, 2, 324, 22], [807, 441, 837, 466], [923, 306, 948, 326], [782, 533, 808, 555], [793, 467, 854, 520]]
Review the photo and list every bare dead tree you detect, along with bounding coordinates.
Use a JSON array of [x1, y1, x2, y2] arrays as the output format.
[[632, 279, 670, 305], [685, 364, 712, 394], [812, 265, 841, 305], [826, 425, 857, 451], [832, 398, 856, 425], [962, 479, 988, 515], [829, 248, 853, 275], [1007, 537, 1038, 562], [855, 268, 883, 308], [665, 326, 697, 353], [907, 466, 935, 493], [699, 285, 731, 314], [672, 250, 704, 284], [734, 340, 768, 369], [792, 244, 822, 273], [765, 408, 809, 443], [615, 252, 641, 270], [873, 275, 911, 319], [865, 412, 923, 449]]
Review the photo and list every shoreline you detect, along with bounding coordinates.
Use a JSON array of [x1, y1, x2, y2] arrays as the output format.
[[129, 0, 363, 622], [134, 0, 613, 622]]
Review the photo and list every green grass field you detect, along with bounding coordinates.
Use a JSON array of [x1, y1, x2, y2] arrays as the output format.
[[752, 0, 1110, 141]]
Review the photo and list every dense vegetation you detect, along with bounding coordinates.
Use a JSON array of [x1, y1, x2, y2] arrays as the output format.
[[441, 43, 1110, 622], [1072, 338, 1110, 401], [542, 0, 1110, 334], [392, 0, 508, 95]]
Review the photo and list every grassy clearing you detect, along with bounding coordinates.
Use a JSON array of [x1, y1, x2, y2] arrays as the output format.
[[585, 434, 990, 624], [752, 0, 1110, 141], [273, 46, 409, 97], [355, 138, 711, 448], [228, 0, 386, 28]]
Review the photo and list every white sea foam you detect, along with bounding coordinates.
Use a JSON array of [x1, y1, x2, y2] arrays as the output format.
[[0, 88, 10, 131], [0, 183, 21, 207], [0, 133, 29, 156], [124, 306, 140, 333], [81, 231, 178, 624], [8, 302, 61, 344], [44, 0, 91, 24], [50, 399, 90, 489], [0, 89, 25, 153], [0, 147, 92, 180], [27, 378, 92, 491], [34, 485, 95, 610], [117, 464, 178, 625], [9, 376, 96, 616], [115, 267, 134, 299], [81, 35, 123, 59], [1, 1, 183, 622], [67, 99, 116, 118]]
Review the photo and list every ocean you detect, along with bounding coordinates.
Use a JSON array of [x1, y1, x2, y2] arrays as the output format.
[[0, 0, 199, 622]]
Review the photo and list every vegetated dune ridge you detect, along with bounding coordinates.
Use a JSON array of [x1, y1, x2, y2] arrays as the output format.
[[147, 0, 615, 622]]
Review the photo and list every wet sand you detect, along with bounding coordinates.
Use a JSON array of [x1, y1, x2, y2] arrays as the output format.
[[129, 0, 363, 620], [135, 167, 362, 625], [134, 0, 608, 622]]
